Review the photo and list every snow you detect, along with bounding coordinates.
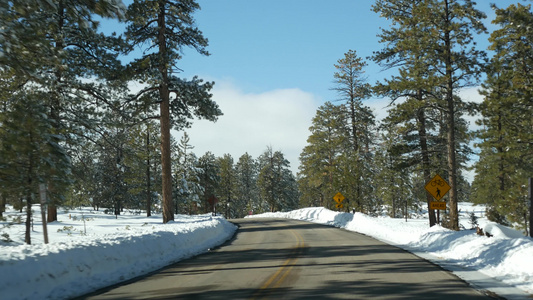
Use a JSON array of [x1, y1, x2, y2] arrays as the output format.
[[1, 202, 532, 299], [0, 208, 237, 300], [247, 203, 533, 299]]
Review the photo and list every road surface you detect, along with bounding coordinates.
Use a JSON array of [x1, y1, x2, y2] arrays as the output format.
[[80, 218, 498, 299]]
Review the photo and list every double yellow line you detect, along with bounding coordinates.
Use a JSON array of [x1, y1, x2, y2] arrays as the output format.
[[252, 230, 305, 299]]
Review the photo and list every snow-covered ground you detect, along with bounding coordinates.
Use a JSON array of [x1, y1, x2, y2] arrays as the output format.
[[0, 208, 237, 300], [248, 203, 533, 299], [1, 202, 532, 299]]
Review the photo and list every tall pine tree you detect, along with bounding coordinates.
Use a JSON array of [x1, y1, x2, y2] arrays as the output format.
[[124, 0, 222, 223], [473, 3, 533, 233]]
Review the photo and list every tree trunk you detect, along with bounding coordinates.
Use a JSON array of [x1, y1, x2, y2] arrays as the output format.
[[47, 0, 66, 223], [47, 205, 57, 223], [444, 0, 459, 231], [158, 1, 174, 223], [0, 193, 5, 218], [25, 191, 32, 245], [497, 111, 505, 200], [25, 132, 34, 245], [146, 127, 151, 217], [417, 103, 437, 227]]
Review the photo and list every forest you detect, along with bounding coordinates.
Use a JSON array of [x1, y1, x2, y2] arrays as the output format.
[[0, 0, 531, 245]]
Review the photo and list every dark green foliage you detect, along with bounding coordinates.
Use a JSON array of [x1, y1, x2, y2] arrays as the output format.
[[372, 0, 486, 230], [235, 153, 259, 217], [124, 0, 221, 223], [472, 3, 532, 233], [216, 154, 237, 218], [298, 102, 348, 209], [258, 147, 299, 213]]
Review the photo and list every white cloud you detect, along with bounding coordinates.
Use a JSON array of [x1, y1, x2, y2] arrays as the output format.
[[176, 79, 320, 174]]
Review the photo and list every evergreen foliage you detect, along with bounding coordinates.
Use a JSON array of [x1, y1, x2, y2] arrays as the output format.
[[298, 102, 348, 209], [472, 3, 533, 232], [258, 147, 299, 213], [331, 50, 377, 213], [124, 0, 222, 223], [235, 153, 259, 217], [371, 0, 486, 230]]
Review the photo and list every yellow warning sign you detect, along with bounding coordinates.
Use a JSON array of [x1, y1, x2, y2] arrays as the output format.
[[425, 174, 450, 201], [333, 192, 345, 204], [336, 203, 344, 209], [430, 201, 446, 210]]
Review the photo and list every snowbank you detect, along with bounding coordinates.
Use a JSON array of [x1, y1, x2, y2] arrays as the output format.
[[0, 211, 237, 300]]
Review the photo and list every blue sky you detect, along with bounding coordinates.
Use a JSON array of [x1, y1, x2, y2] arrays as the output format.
[[177, 0, 510, 101], [109, 0, 523, 174], [178, 0, 384, 101]]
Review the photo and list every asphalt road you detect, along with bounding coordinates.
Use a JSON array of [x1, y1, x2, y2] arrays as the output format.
[[80, 218, 499, 299]]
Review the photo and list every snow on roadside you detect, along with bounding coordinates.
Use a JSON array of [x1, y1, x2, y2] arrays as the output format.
[[0, 209, 237, 300], [248, 205, 533, 299]]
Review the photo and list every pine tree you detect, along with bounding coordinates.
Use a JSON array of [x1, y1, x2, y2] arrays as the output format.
[[216, 154, 237, 218], [197, 152, 220, 214], [173, 132, 201, 215], [473, 3, 533, 232], [0, 91, 70, 244], [258, 147, 298, 213], [298, 102, 348, 209], [372, 0, 442, 226], [373, 0, 486, 230], [124, 0, 222, 223], [374, 123, 416, 218], [235, 153, 259, 217], [1, 0, 128, 222], [123, 122, 162, 216], [426, 0, 486, 231], [331, 50, 376, 212]]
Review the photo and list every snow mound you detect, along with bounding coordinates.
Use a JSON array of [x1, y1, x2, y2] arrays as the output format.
[[0, 214, 237, 300], [483, 223, 525, 239]]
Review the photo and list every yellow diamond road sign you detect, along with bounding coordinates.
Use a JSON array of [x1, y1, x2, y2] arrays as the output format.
[[333, 192, 345, 204], [425, 174, 450, 201]]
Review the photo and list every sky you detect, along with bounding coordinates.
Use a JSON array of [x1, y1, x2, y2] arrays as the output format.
[[110, 0, 524, 174]]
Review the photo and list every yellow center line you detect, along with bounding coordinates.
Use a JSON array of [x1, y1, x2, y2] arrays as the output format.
[[251, 229, 305, 299]]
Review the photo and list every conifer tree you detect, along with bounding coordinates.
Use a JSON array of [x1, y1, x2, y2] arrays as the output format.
[[0, 91, 70, 244], [124, 0, 222, 223], [197, 152, 220, 214], [258, 147, 298, 213], [473, 3, 533, 232], [235, 153, 259, 217], [372, 0, 441, 226], [374, 123, 415, 218], [331, 50, 375, 212], [425, 0, 486, 230], [123, 122, 162, 216], [298, 102, 348, 209], [173, 132, 200, 215], [373, 0, 486, 230], [217, 154, 237, 218], [1, 0, 128, 222]]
